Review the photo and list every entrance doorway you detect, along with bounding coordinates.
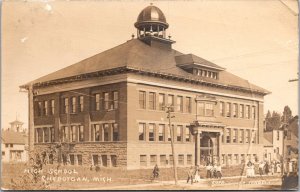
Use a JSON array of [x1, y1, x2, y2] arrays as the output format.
[[200, 133, 219, 165]]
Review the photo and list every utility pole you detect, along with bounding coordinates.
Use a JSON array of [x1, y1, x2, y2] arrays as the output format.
[[165, 105, 178, 185]]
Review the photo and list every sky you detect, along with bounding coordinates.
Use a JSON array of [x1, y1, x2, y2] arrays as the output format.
[[2, 0, 299, 128]]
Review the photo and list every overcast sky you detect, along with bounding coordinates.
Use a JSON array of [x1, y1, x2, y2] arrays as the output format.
[[2, 0, 298, 128]]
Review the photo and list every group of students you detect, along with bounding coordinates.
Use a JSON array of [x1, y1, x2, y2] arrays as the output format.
[[205, 163, 222, 179], [246, 160, 282, 177], [187, 163, 222, 184]]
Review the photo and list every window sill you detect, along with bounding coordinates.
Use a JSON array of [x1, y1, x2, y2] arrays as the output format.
[[91, 109, 118, 112]]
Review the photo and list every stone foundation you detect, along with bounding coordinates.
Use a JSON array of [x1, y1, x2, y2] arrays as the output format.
[[33, 142, 127, 167]]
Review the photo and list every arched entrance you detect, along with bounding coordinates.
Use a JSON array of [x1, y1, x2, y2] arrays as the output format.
[[200, 135, 214, 165]]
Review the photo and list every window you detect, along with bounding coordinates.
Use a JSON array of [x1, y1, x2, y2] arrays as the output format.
[[158, 124, 164, 141], [221, 154, 225, 164], [113, 123, 118, 141], [5, 144, 8, 148], [92, 155, 99, 166], [44, 101, 48, 116], [70, 154, 75, 165], [160, 155, 166, 166], [207, 71, 211, 77], [178, 155, 184, 165], [226, 128, 231, 143], [185, 127, 190, 142], [167, 125, 171, 141], [241, 154, 246, 163], [240, 104, 244, 118], [220, 102, 225, 116], [158, 93, 165, 111], [245, 130, 250, 143], [226, 103, 231, 117], [50, 100, 54, 115], [169, 155, 174, 165], [71, 97, 76, 113], [62, 154, 67, 165], [50, 127, 55, 142], [187, 155, 192, 165], [79, 126, 84, 142], [139, 91, 146, 109], [253, 154, 257, 162], [103, 124, 109, 141], [239, 129, 244, 143], [140, 155, 147, 166], [62, 126, 69, 142], [228, 154, 232, 164], [168, 95, 174, 111], [139, 123, 145, 141], [79, 96, 84, 112], [205, 103, 214, 117], [111, 155, 117, 167], [44, 128, 49, 143], [149, 124, 155, 141], [246, 154, 250, 161], [233, 129, 237, 143], [102, 155, 108, 167], [252, 106, 256, 119], [252, 130, 256, 144], [150, 155, 157, 166], [95, 94, 101, 111], [198, 102, 205, 116], [104, 92, 110, 110], [37, 101, 43, 116], [234, 154, 239, 164], [71, 126, 77, 142], [10, 144, 13, 148], [177, 96, 183, 112], [77, 155, 82, 165], [94, 124, 101, 141], [245, 105, 250, 119], [149, 92, 156, 110], [113, 91, 119, 109], [233, 103, 238, 118], [176, 125, 182, 142], [186, 97, 192, 113]]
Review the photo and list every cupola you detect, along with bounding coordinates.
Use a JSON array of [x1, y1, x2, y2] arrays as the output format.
[[134, 4, 175, 48]]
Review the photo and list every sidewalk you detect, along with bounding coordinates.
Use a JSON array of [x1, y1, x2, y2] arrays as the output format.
[[83, 175, 282, 190]]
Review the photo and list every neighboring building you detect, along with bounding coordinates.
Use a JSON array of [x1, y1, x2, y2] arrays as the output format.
[[263, 129, 284, 162], [20, 5, 270, 169], [263, 116, 298, 164], [1, 120, 28, 162], [283, 116, 298, 161]]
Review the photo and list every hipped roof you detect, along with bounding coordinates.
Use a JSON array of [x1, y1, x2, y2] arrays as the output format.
[[1, 130, 27, 145], [21, 39, 269, 95]]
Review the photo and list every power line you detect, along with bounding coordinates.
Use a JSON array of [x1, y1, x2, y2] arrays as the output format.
[[278, 0, 298, 16]]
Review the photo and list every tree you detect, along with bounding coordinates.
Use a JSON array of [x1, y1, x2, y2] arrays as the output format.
[[265, 111, 281, 131], [266, 110, 271, 119], [282, 106, 293, 124]]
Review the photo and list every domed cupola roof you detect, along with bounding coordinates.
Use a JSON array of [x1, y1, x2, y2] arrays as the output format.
[[135, 4, 169, 29]]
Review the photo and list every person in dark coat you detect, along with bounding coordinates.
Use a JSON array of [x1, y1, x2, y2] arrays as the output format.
[[153, 164, 160, 179], [264, 162, 269, 175]]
